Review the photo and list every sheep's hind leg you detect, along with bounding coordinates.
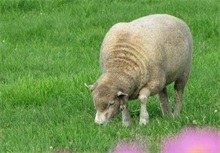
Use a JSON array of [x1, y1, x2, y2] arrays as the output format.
[[158, 87, 174, 118], [138, 87, 150, 125], [174, 78, 187, 116]]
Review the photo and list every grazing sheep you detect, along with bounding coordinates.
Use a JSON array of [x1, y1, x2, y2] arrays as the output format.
[[86, 14, 192, 126]]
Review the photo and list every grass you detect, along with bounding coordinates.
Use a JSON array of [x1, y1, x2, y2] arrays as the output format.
[[0, 0, 219, 152]]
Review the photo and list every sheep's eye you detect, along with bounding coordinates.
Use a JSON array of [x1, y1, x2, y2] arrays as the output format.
[[109, 101, 115, 107]]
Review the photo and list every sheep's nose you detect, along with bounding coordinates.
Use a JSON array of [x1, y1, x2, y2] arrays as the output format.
[[95, 112, 108, 125], [95, 120, 104, 125], [95, 117, 106, 125], [95, 119, 103, 124]]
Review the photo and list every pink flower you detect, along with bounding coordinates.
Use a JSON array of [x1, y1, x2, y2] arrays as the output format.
[[161, 127, 220, 153], [111, 138, 149, 153]]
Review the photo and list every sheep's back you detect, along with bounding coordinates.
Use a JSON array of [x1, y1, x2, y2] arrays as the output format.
[[100, 14, 192, 89]]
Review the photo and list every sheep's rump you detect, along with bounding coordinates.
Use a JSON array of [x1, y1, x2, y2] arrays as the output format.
[[99, 14, 192, 96]]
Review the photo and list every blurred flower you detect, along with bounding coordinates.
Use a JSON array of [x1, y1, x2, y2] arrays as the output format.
[[161, 127, 220, 153], [110, 137, 149, 153]]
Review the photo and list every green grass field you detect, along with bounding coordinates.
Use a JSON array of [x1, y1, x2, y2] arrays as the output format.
[[0, 0, 219, 152]]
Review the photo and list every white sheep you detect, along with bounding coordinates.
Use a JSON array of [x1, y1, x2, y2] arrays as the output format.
[[86, 14, 193, 126]]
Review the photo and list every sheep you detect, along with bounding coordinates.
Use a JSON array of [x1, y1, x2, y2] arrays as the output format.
[[86, 14, 193, 126]]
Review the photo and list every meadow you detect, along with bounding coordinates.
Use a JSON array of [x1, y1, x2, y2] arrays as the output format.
[[0, 0, 219, 152]]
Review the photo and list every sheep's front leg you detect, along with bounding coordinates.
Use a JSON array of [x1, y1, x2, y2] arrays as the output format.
[[122, 106, 131, 127], [138, 88, 150, 125]]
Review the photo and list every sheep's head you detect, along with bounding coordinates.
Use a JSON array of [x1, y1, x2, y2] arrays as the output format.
[[85, 83, 128, 125]]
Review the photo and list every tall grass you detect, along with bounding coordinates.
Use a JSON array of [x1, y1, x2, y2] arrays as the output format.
[[0, 0, 219, 152]]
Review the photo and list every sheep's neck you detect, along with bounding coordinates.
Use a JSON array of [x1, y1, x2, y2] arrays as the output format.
[[100, 73, 141, 98]]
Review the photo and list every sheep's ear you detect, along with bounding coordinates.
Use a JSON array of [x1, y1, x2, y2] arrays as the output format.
[[117, 91, 128, 99], [84, 83, 96, 91]]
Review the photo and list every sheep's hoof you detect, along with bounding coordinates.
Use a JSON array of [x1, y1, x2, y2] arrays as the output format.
[[163, 113, 174, 118], [122, 120, 131, 127], [170, 113, 175, 118], [139, 118, 149, 125], [174, 111, 180, 117]]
